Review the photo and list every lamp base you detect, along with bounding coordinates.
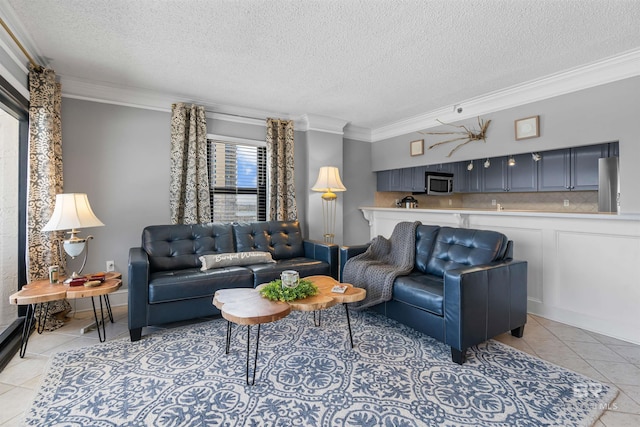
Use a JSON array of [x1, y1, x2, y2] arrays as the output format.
[[323, 233, 335, 244]]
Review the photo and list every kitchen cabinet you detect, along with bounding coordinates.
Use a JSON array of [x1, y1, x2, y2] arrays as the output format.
[[454, 160, 483, 193], [377, 169, 402, 191], [377, 167, 426, 192], [482, 153, 537, 192], [538, 144, 608, 191]]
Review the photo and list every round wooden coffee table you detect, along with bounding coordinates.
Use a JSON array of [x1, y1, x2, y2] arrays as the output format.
[[279, 275, 366, 348], [213, 288, 291, 385], [214, 276, 366, 384]]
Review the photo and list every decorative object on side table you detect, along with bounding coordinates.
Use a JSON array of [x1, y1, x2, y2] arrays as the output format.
[[42, 193, 104, 281], [515, 115, 540, 140], [311, 166, 346, 244]]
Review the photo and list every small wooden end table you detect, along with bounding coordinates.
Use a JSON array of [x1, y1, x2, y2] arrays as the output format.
[[9, 272, 122, 357], [213, 288, 291, 385]]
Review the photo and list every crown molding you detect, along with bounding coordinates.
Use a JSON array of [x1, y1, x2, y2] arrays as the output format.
[[54, 48, 640, 142], [343, 124, 372, 141], [296, 114, 348, 135], [60, 74, 283, 127], [370, 48, 640, 142]]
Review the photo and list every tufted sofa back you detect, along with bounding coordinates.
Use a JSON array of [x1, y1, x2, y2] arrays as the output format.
[[234, 221, 305, 260], [142, 223, 235, 272], [417, 226, 509, 277]]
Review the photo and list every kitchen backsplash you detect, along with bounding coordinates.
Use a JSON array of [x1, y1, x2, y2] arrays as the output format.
[[375, 191, 598, 212]]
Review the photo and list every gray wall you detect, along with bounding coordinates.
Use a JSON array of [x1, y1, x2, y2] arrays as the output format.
[[62, 100, 171, 284], [371, 76, 640, 213], [343, 138, 375, 245], [61, 99, 319, 286]]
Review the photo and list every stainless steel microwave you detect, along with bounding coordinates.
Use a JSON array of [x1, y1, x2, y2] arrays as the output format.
[[425, 172, 454, 195]]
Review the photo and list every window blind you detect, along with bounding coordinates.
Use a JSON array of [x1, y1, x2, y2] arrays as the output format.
[[208, 140, 266, 222]]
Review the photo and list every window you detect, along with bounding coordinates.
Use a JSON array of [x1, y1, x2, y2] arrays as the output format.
[[208, 139, 266, 222]]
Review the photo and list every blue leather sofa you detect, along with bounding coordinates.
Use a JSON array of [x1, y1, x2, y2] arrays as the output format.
[[128, 220, 337, 341], [341, 225, 527, 364]]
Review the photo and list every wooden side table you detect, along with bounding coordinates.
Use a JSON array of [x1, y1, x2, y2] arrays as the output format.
[[9, 272, 122, 357], [213, 288, 291, 385]]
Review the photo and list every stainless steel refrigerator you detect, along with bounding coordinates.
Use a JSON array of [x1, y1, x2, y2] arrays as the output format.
[[598, 157, 619, 213]]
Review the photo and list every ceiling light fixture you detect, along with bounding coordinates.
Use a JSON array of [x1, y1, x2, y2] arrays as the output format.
[[531, 152, 541, 161], [467, 161, 474, 171], [484, 159, 491, 168], [508, 156, 516, 166]]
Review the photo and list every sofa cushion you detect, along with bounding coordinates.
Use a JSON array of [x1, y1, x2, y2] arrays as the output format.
[[199, 251, 275, 270], [148, 266, 253, 303], [248, 258, 330, 286], [143, 223, 235, 272], [233, 221, 305, 260], [414, 225, 441, 274], [426, 227, 509, 277], [393, 272, 444, 316]]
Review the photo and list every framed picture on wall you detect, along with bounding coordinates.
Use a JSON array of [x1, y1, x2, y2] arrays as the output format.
[[410, 139, 424, 156], [515, 116, 540, 140]]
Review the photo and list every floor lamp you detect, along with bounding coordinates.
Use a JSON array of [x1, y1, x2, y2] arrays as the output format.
[[42, 193, 105, 280], [311, 166, 346, 244]]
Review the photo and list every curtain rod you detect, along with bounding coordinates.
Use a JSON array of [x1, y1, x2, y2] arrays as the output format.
[[0, 16, 41, 70]]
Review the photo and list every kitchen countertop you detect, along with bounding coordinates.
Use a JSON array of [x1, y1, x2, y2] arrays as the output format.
[[360, 206, 640, 221]]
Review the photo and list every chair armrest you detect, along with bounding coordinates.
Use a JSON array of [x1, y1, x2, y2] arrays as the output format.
[[443, 259, 528, 351], [339, 244, 370, 281], [303, 240, 339, 279], [128, 247, 150, 331]]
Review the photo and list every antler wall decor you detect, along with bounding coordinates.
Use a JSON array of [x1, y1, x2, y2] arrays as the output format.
[[419, 117, 491, 157]]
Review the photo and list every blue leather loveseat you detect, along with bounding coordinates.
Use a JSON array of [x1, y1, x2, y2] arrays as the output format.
[[341, 224, 527, 364], [128, 220, 337, 341]]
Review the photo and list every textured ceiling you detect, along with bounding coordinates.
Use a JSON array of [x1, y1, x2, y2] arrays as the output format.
[[6, 0, 640, 130]]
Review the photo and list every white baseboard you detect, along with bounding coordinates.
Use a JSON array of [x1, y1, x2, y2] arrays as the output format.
[[528, 300, 640, 346], [68, 288, 128, 314]]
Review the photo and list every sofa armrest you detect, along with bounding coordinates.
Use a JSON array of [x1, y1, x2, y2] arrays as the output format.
[[128, 247, 150, 334], [443, 259, 528, 352], [303, 240, 339, 279], [339, 244, 370, 281]]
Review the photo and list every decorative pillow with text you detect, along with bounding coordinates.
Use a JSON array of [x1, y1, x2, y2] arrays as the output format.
[[199, 252, 275, 271]]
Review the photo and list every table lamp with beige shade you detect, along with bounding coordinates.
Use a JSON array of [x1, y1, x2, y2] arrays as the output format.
[[311, 166, 346, 244], [42, 193, 104, 281]]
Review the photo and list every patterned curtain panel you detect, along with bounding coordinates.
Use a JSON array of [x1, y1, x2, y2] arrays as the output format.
[[27, 65, 64, 281], [169, 103, 211, 224], [266, 118, 297, 221]]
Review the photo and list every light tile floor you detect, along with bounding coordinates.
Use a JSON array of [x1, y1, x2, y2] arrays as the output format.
[[0, 308, 639, 426]]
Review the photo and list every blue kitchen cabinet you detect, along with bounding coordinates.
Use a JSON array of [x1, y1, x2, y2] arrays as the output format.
[[376, 169, 403, 191], [538, 144, 607, 191], [483, 153, 537, 192], [454, 160, 483, 193]]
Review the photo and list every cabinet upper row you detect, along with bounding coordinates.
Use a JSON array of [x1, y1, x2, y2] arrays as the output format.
[[377, 142, 618, 193]]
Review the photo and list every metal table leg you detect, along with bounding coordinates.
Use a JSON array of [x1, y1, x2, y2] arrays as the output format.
[[104, 294, 114, 323], [246, 324, 261, 386], [225, 321, 232, 354], [90, 295, 107, 342], [19, 304, 36, 358], [313, 310, 322, 327], [344, 303, 355, 348]]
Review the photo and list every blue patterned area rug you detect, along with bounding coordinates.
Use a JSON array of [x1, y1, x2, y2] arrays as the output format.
[[25, 307, 616, 426]]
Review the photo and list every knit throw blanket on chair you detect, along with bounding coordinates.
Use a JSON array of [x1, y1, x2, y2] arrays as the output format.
[[343, 221, 420, 310]]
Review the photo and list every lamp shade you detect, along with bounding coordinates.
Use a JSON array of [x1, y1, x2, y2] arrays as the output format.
[[42, 193, 105, 232], [311, 166, 346, 193]]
